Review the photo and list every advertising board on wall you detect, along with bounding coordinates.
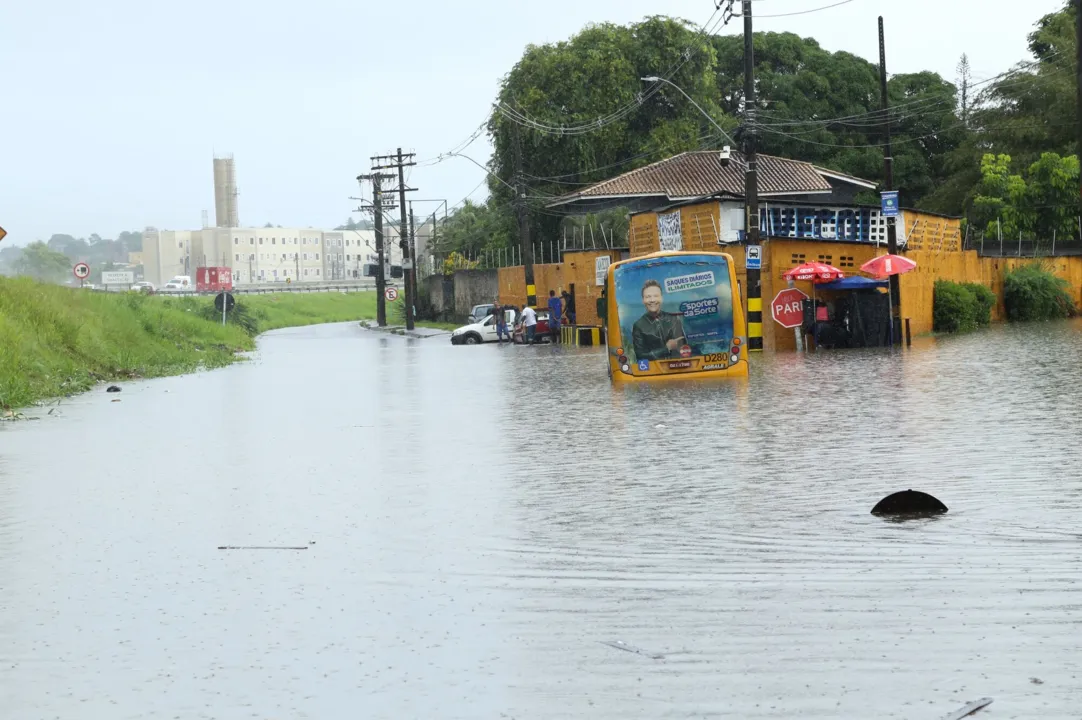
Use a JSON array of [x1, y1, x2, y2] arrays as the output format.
[[657, 211, 683, 251]]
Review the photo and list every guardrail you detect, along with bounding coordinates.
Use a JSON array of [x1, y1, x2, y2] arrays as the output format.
[[89, 282, 391, 296]]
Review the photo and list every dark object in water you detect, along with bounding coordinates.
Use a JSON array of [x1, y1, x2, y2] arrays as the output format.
[[598, 640, 664, 660], [106, 385, 121, 393], [943, 697, 993, 719], [217, 545, 309, 550], [871, 489, 948, 515]]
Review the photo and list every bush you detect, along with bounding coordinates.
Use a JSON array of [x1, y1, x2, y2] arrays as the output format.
[[1002, 262, 1075, 322], [964, 283, 996, 326], [933, 280, 994, 333], [195, 300, 264, 335]]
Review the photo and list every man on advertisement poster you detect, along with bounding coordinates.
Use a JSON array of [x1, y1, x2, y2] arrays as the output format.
[[632, 279, 686, 360]]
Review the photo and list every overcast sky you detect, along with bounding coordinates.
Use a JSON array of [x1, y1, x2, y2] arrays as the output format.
[[0, 0, 1068, 245]]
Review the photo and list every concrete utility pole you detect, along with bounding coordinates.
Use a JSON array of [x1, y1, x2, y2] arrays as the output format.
[[1076, 0, 1082, 209], [409, 205, 417, 320], [514, 127, 536, 307], [879, 16, 902, 345], [356, 172, 394, 326], [372, 149, 417, 329], [743, 0, 763, 352]]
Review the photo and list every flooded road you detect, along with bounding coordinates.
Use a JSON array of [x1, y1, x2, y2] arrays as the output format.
[[2, 320, 1081, 719]]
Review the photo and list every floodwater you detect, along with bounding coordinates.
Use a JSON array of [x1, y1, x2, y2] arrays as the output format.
[[2, 320, 1081, 719]]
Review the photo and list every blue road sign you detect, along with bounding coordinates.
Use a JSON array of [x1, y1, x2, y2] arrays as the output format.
[[881, 191, 900, 218], [745, 245, 762, 270]]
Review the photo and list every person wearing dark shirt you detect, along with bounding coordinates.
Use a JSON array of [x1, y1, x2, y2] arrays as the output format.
[[631, 279, 685, 361], [562, 290, 575, 325], [547, 290, 562, 342], [494, 298, 510, 343]]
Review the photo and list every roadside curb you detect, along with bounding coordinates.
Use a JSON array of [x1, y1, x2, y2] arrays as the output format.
[[360, 321, 450, 339]]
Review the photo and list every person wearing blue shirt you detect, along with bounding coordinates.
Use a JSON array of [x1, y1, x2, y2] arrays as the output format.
[[547, 290, 562, 343]]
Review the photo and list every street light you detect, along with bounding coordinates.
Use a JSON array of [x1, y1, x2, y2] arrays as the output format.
[[640, 76, 737, 146]]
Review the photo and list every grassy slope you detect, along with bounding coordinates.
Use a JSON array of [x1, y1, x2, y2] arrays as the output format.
[[0, 279, 379, 409]]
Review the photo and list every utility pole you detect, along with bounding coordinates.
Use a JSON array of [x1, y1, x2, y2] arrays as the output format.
[[409, 205, 417, 321], [514, 127, 536, 307], [372, 149, 417, 329], [879, 16, 902, 345], [1076, 0, 1082, 208], [356, 172, 394, 326], [743, 0, 763, 352]]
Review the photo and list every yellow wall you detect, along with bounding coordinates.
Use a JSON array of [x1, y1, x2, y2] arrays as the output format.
[[496, 250, 620, 326], [628, 201, 1082, 348]]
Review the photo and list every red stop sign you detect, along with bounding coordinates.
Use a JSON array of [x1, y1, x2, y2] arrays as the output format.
[[771, 288, 809, 328]]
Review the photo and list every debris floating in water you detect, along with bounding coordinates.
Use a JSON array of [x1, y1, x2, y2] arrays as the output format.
[[871, 489, 948, 516], [217, 545, 309, 550], [106, 385, 122, 393], [598, 640, 664, 660], [943, 697, 993, 720]]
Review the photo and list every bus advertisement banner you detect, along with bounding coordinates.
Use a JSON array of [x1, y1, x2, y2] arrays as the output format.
[[614, 254, 736, 370]]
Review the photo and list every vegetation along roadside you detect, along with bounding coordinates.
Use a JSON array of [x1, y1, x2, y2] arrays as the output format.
[[0, 278, 383, 410]]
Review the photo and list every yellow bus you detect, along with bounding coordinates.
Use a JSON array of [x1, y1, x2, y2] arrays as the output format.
[[605, 251, 749, 383]]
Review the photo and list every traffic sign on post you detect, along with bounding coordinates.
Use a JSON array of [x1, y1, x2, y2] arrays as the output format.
[[215, 292, 235, 327], [385, 287, 399, 302], [0, 226, 7, 243], [745, 245, 762, 270], [214, 292, 236, 313], [880, 191, 900, 218], [101, 271, 134, 286], [73, 262, 90, 280], [771, 288, 808, 329]]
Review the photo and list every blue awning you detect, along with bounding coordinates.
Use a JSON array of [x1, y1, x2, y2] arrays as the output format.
[[817, 276, 888, 290]]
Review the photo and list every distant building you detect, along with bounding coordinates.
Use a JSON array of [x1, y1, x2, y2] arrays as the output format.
[[141, 226, 407, 286]]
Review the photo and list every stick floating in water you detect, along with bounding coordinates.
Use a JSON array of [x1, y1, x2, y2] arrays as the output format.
[[943, 697, 993, 720], [217, 546, 309, 550], [598, 640, 664, 660]]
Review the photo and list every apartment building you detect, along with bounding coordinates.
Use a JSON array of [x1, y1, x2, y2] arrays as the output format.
[[224, 227, 331, 284], [143, 225, 421, 286], [142, 228, 196, 286]]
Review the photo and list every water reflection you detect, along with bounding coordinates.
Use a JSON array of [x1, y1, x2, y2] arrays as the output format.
[[1, 320, 1081, 719]]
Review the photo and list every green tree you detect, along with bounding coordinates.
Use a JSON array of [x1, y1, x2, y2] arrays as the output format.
[[558, 207, 630, 248], [13, 242, 72, 282], [46, 234, 89, 258], [434, 199, 516, 261], [487, 16, 729, 250], [116, 231, 142, 253], [975, 3, 1076, 166], [713, 32, 964, 207], [971, 152, 1079, 240]]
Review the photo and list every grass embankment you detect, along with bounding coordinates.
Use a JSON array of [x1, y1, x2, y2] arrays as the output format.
[[0, 278, 379, 409]]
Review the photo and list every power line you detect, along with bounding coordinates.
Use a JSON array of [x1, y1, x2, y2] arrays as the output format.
[[749, 50, 1071, 134], [754, 0, 858, 17], [521, 130, 727, 183]]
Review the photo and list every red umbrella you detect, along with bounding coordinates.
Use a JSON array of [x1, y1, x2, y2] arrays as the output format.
[[781, 262, 844, 351], [782, 261, 845, 283], [859, 254, 915, 348], [861, 254, 917, 278]]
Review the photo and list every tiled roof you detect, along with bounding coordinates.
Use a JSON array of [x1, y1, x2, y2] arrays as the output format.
[[547, 150, 875, 208]]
